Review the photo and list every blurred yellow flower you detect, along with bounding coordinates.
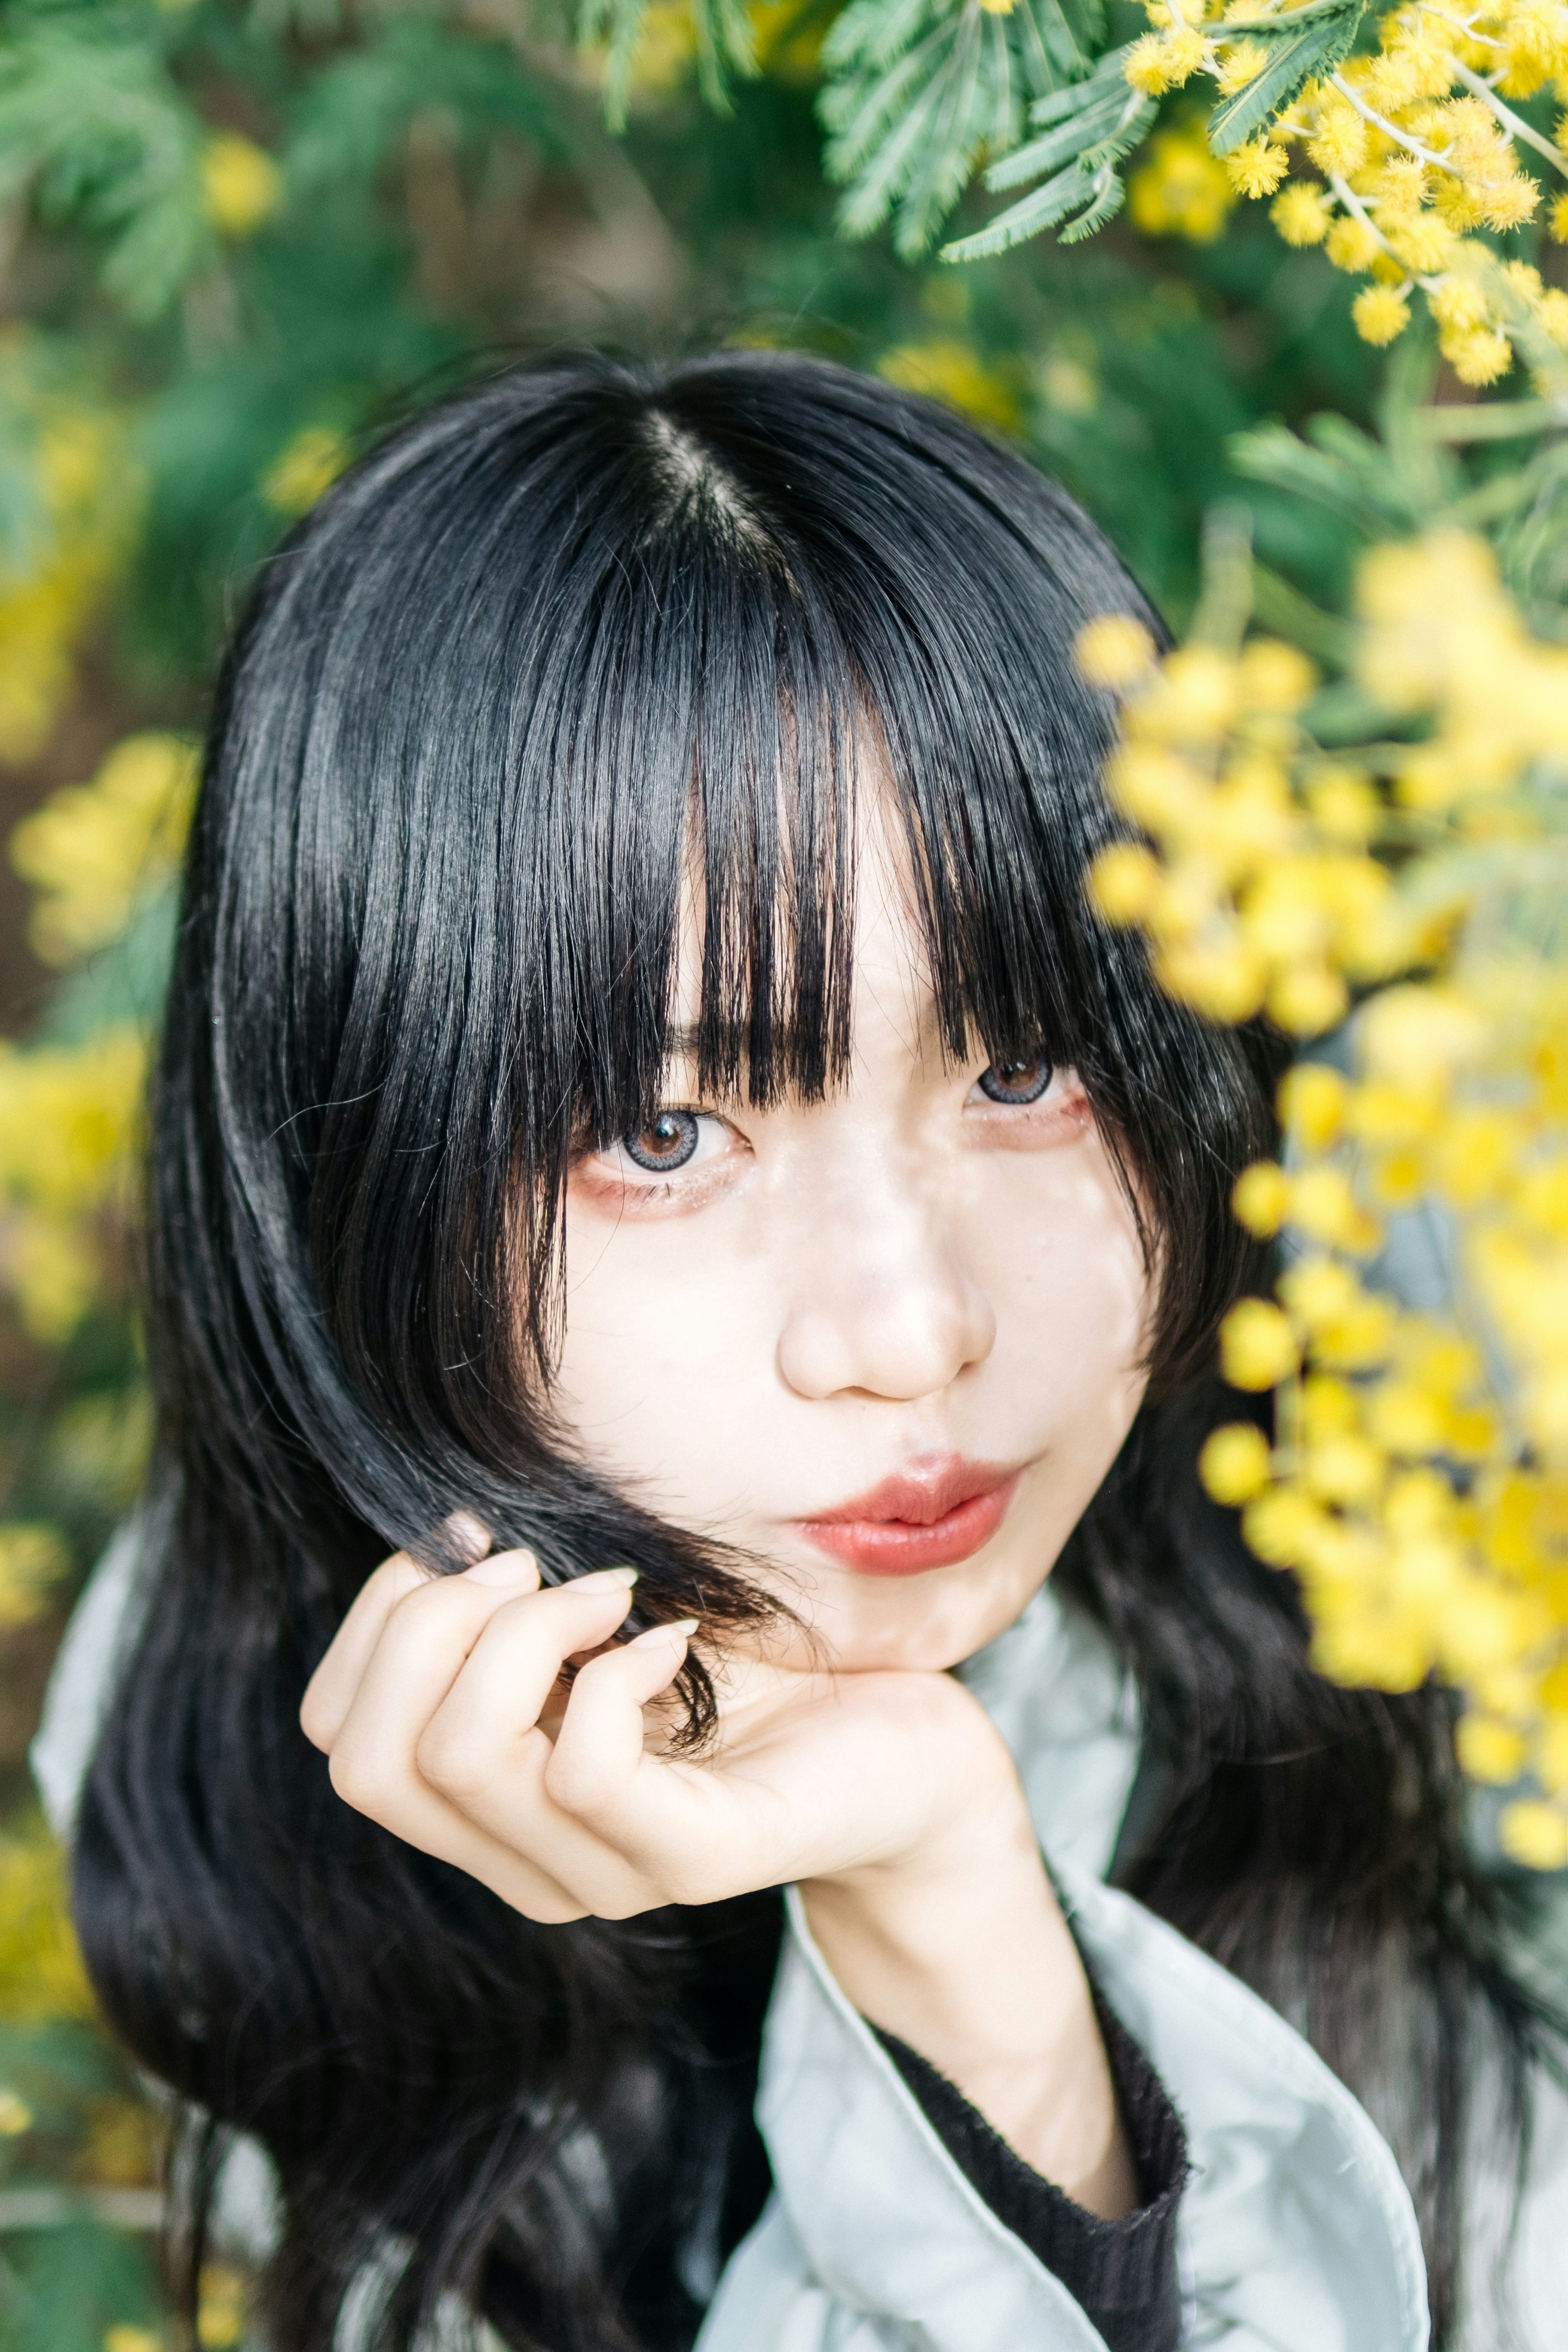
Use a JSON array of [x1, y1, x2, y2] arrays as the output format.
[[11, 734, 197, 966], [0, 1817, 95, 2022], [200, 134, 283, 238], [1129, 123, 1234, 242], [1457, 1715, 1529, 1783], [0, 2087, 32, 2134], [1499, 1799, 1568, 1870], [0, 1028, 148, 1338], [1199, 1421, 1274, 1503], [197, 2265, 247, 2349], [1232, 1159, 1291, 1236], [1076, 614, 1156, 690], [1221, 1297, 1300, 1389], [877, 341, 1021, 435], [263, 425, 350, 516], [1095, 520, 1568, 1855], [0, 361, 137, 764], [0, 1522, 69, 1628]]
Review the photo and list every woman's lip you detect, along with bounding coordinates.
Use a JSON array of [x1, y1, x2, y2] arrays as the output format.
[[793, 1460, 1022, 1577]]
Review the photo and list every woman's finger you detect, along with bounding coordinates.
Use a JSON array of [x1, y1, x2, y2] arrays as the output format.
[[326, 1555, 608, 1794], [327, 1572, 643, 1904], [332, 1743, 587, 1923], [535, 1624, 723, 1902], [414, 1572, 643, 1791], [411, 1577, 670, 1914], [298, 1516, 520, 1751]]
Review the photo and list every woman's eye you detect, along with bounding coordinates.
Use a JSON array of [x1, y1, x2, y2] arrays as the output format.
[[973, 1057, 1054, 1106], [609, 1110, 724, 1178]]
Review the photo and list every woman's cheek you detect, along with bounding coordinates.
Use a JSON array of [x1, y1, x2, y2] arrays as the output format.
[[971, 1131, 1151, 1408], [556, 1205, 777, 1523]]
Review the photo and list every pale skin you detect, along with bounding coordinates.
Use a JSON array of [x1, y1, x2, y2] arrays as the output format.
[[301, 795, 1154, 2220]]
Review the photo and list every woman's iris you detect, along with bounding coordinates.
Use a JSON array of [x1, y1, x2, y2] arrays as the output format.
[[623, 1110, 701, 1171], [978, 1058, 1054, 1105]]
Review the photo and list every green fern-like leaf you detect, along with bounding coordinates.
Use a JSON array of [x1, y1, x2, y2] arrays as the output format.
[[940, 43, 1152, 263], [820, 0, 1102, 260], [1206, 0, 1365, 153], [0, 25, 207, 321], [581, 0, 760, 129]]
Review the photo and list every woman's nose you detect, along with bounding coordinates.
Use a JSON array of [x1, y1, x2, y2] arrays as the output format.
[[775, 1195, 996, 1403]]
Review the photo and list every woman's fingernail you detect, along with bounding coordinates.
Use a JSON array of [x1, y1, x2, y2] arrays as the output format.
[[444, 1509, 492, 1562], [572, 1566, 640, 1593], [629, 1617, 698, 1646], [465, 1546, 539, 1588]]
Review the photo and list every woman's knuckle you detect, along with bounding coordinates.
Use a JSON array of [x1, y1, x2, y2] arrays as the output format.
[[328, 1746, 389, 1817], [541, 1748, 601, 1815], [415, 1719, 487, 1800]]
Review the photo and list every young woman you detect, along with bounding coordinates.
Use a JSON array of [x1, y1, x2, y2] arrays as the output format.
[[58, 352, 1567, 2352]]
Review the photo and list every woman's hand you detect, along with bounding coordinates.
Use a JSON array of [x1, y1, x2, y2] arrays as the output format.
[[301, 1526, 1138, 2216], [299, 1525, 1021, 1926]]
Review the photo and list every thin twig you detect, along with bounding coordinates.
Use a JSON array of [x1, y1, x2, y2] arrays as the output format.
[[1329, 169, 1446, 292], [1414, 2, 1503, 49], [1329, 69, 1453, 169], [1448, 55, 1568, 177]]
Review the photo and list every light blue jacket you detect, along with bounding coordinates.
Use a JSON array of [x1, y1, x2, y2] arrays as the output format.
[[693, 1587, 1568, 2352], [33, 1541, 1568, 2352]]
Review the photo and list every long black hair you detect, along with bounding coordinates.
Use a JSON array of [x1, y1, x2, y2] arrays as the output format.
[[74, 351, 1555, 2352]]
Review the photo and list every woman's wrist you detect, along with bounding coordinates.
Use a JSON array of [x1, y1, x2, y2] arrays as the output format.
[[800, 1760, 1138, 2218]]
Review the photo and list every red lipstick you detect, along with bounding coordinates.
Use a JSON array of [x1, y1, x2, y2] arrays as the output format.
[[795, 1457, 1021, 1577]]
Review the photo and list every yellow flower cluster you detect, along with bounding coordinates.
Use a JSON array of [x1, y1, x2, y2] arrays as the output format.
[[263, 424, 350, 516], [0, 1521, 69, 1629], [2, 733, 196, 1339], [0, 1816, 94, 2022], [0, 344, 137, 764], [11, 733, 197, 964], [1080, 613, 1411, 1036], [1081, 528, 1568, 1866], [1122, 0, 1568, 375], [0, 1028, 148, 1340], [877, 339, 1025, 432], [1130, 119, 1238, 238]]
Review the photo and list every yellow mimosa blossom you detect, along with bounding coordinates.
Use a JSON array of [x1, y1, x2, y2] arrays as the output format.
[[0, 360, 137, 764], [1083, 518, 1568, 1860], [1102, 0, 1568, 372], [1232, 1159, 1292, 1236], [1225, 138, 1290, 198], [1271, 182, 1333, 245], [1221, 1297, 1301, 1389], [1130, 124, 1235, 241], [1075, 613, 1157, 688], [1124, 27, 1209, 94], [198, 2266, 248, 2349], [1199, 1421, 1274, 1503], [1352, 285, 1411, 345]]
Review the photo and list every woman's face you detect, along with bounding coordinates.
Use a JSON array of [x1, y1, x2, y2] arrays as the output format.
[[555, 794, 1154, 1675]]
